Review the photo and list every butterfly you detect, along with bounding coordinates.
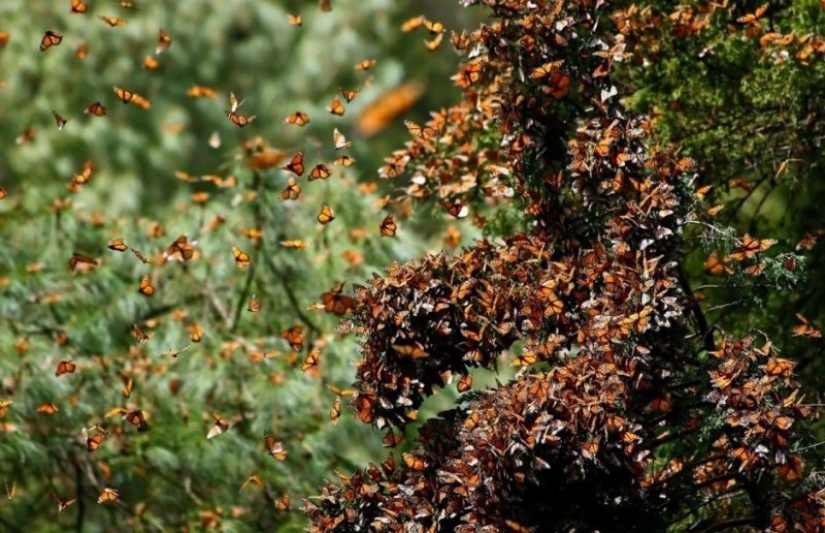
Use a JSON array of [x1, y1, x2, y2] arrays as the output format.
[[442, 199, 469, 219], [143, 55, 158, 69], [14, 126, 36, 145], [108, 238, 128, 252], [138, 276, 155, 296], [793, 314, 822, 338], [226, 112, 256, 127], [281, 240, 307, 249], [327, 96, 345, 116], [424, 33, 443, 51], [737, 3, 768, 24], [37, 403, 59, 414], [40, 31, 63, 51], [156, 29, 172, 54], [354, 82, 423, 137], [283, 150, 305, 176], [206, 413, 229, 439], [187, 323, 204, 343], [301, 348, 321, 373], [319, 0, 331, 11], [404, 120, 437, 140], [730, 234, 776, 261], [52, 110, 69, 130], [281, 325, 304, 351], [164, 235, 196, 261], [333, 128, 351, 150], [309, 164, 331, 181], [451, 30, 470, 50], [85, 426, 107, 451], [380, 214, 397, 237], [75, 42, 88, 59], [275, 494, 290, 511], [52, 492, 77, 513], [329, 397, 341, 425], [320, 282, 355, 315], [70, 0, 88, 13], [99, 16, 127, 27], [113, 86, 134, 103], [333, 155, 356, 166], [124, 410, 150, 432], [401, 15, 424, 32], [69, 253, 98, 273], [341, 87, 360, 102], [287, 13, 302, 26], [0, 187, 7, 199], [317, 204, 335, 225], [55, 360, 77, 377], [530, 60, 564, 79], [73, 160, 94, 185], [355, 59, 376, 71], [232, 246, 251, 268], [281, 177, 302, 200], [402, 452, 427, 470], [392, 342, 428, 359], [457, 373, 473, 393], [240, 474, 264, 492], [264, 431, 287, 460], [247, 294, 261, 313], [283, 111, 310, 126], [187, 85, 217, 98], [132, 323, 149, 344], [85, 102, 107, 116], [97, 488, 119, 504]]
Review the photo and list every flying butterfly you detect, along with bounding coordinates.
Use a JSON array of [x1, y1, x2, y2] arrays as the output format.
[[247, 294, 261, 313], [341, 87, 360, 102], [85, 426, 107, 451], [85, 102, 107, 116], [401, 15, 425, 32], [124, 410, 150, 432], [737, 3, 768, 24], [301, 348, 321, 373], [226, 112, 256, 128], [52, 110, 69, 130], [329, 396, 341, 425], [319, 0, 331, 11], [320, 281, 355, 315], [333, 128, 351, 150], [55, 360, 77, 377], [113, 85, 134, 103], [40, 31, 63, 51], [75, 42, 88, 59], [327, 96, 345, 116], [354, 82, 424, 137], [404, 119, 438, 140], [333, 155, 356, 166], [424, 33, 443, 51], [530, 60, 564, 79], [380, 214, 397, 237], [442, 199, 469, 219], [70, 0, 88, 13], [206, 412, 229, 439], [52, 492, 77, 514], [283, 111, 310, 126], [288, 13, 302, 26], [355, 59, 376, 71], [143, 55, 158, 69], [309, 164, 331, 181], [164, 234, 196, 261], [132, 323, 149, 344], [68, 253, 98, 273], [37, 403, 59, 415], [156, 29, 171, 55], [240, 474, 264, 492], [275, 494, 290, 511], [187, 323, 204, 342], [108, 238, 128, 252], [281, 239, 307, 249], [317, 204, 335, 225], [97, 488, 119, 504], [281, 177, 302, 200], [138, 276, 154, 296], [283, 150, 305, 176], [281, 325, 304, 351], [232, 246, 251, 268], [264, 431, 287, 460], [99, 16, 127, 27], [793, 314, 822, 339]]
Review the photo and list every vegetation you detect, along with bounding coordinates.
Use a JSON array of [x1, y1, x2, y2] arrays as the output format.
[[1, 0, 825, 532]]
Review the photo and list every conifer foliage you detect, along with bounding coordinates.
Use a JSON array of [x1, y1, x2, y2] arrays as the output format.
[[306, 1, 825, 531]]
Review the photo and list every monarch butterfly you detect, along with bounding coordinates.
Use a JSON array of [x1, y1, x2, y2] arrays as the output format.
[[52, 110, 69, 130], [442, 199, 469, 219], [327, 96, 345, 116], [226, 112, 256, 128], [530, 60, 564, 79], [796, 232, 819, 251], [301, 348, 321, 373], [765, 357, 795, 378], [281, 239, 307, 249], [40, 30, 63, 51], [240, 474, 264, 492], [402, 452, 427, 470], [320, 282, 355, 315], [52, 492, 77, 514], [138, 276, 154, 296], [164, 235, 196, 261], [14, 126, 36, 146], [275, 494, 290, 511], [37, 403, 59, 414], [451, 30, 470, 50], [55, 360, 77, 377], [124, 410, 149, 432], [73, 159, 95, 185], [354, 82, 423, 137], [206, 413, 229, 439], [317, 204, 335, 225], [75, 42, 88, 59], [281, 325, 304, 351], [187, 85, 216, 99], [354, 59, 376, 71], [730, 234, 776, 261], [283, 150, 305, 176], [247, 294, 261, 313], [155, 29, 171, 55], [456, 373, 473, 393], [404, 120, 437, 140], [143, 55, 158, 69], [287, 13, 302, 26], [232, 246, 251, 268], [333, 128, 350, 150], [333, 155, 356, 166], [0, 187, 6, 200], [392, 342, 428, 359], [187, 323, 204, 343], [380, 214, 397, 237], [319, 0, 331, 12], [341, 87, 360, 102], [309, 164, 331, 181], [329, 396, 341, 425], [423, 19, 444, 34], [737, 3, 768, 24], [70, 0, 88, 13], [264, 431, 287, 460], [778, 455, 803, 481], [85, 428, 106, 451], [281, 177, 302, 200], [85, 102, 107, 116], [283, 111, 310, 126], [69, 253, 98, 273], [401, 15, 424, 32], [99, 16, 127, 27], [132, 323, 149, 344], [97, 488, 119, 504], [792, 314, 821, 338], [424, 33, 443, 51]]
